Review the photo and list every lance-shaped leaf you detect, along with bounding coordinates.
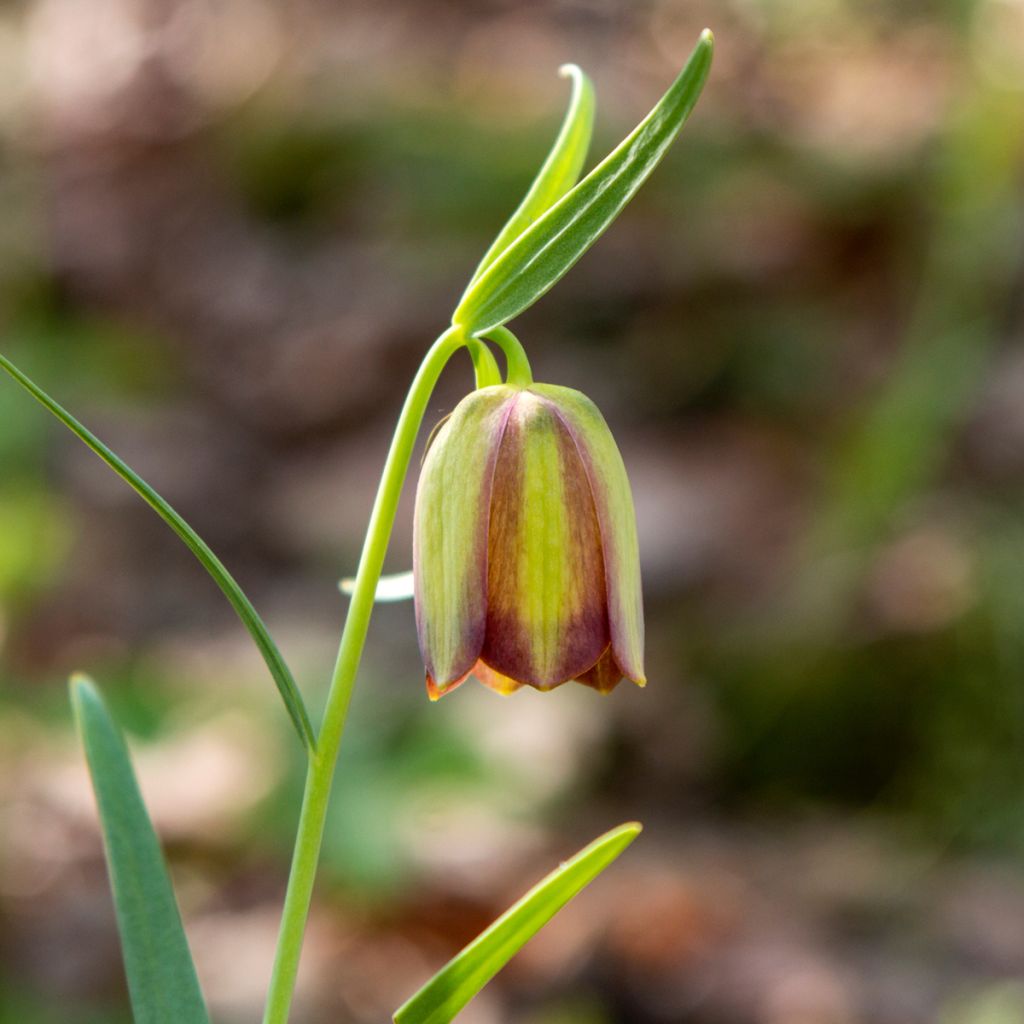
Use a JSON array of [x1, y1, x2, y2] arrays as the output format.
[[71, 676, 210, 1024], [452, 30, 713, 335], [0, 353, 315, 752], [465, 63, 596, 289], [393, 822, 641, 1024]]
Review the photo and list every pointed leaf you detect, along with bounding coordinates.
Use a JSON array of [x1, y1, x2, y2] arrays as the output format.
[[0, 354, 315, 752], [465, 63, 596, 288], [393, 822, 641, 1024], [452, 30, 713, 335], [71, 675, 210, 1024], [339, 569, 415, 602]]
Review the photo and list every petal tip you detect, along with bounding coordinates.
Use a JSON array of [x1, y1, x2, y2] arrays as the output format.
[[573, 651, 645, 693], [472, 660, 525, 695], [426, 671, 470, 701]]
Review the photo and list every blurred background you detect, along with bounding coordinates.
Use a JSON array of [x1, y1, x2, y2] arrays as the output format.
[[2, 0, 1024, 1021]]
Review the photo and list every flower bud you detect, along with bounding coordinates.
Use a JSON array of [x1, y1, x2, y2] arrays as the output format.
[[413, 383, 644, 698]]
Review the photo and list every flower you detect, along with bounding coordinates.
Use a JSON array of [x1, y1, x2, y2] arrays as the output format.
[[413, 382, 644, 699]]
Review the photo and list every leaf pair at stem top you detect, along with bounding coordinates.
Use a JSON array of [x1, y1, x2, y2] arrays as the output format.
[[454, 28, 713, 339]]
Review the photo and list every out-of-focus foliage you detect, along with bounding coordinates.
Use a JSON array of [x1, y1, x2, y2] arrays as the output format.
[[2, 0, 1024, 1022]]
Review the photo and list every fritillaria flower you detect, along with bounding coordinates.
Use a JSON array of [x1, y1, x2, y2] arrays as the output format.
[[414, 383, 644, 698]]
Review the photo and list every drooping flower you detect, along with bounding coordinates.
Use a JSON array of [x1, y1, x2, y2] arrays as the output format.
[[413, 383, 644, 699]]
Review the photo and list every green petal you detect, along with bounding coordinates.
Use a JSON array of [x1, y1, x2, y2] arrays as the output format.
[[414, 386, 517, 688], [532, 384, 645, 684], [483, 391, 609, 688]]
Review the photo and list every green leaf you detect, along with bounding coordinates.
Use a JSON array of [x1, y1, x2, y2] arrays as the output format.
[[465, 63, 596, 289], [70, 675, 210, 1024], [452, 30, 713, 335], [0, 353, 316, 752], [393, 822, 642, 1024]]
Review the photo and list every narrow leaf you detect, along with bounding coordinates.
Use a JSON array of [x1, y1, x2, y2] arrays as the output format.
[[393, 822, 642, 1024], [0, 353, 316, 752], [453, 30, 713, 335], [465, 63, 596, 288], [340, 569, 415, 602], [71, 675, 210, 1024]]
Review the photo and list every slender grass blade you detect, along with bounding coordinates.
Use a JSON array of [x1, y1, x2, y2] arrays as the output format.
[[0, 354, 315, 751]]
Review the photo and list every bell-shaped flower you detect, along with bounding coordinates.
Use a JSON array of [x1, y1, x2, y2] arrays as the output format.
[[413, 383, 644, 698]]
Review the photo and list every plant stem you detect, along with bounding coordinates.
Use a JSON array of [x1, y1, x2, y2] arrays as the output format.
[[468, 338, 502, 387], [481, 325, 533, 387], [262, 326, 471, 1024]]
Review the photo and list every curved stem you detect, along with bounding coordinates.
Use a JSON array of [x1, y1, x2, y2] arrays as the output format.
[[467, 338, 502, 387], [480, 325, 533, 387], [262, 326, 470, 1024]]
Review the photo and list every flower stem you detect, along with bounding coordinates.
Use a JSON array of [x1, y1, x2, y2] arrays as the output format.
[[481, 325, 533, 387], [262, 326, 471, 1024], [468, 338, 502, 387]]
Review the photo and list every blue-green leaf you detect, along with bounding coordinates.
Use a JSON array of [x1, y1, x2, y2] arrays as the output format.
[[70, 675, 210, 1024], [393, 822, 641, 1024], [0, 353, 315, 752], [453, 30, 713, 335], [465, 63, 596, 289]]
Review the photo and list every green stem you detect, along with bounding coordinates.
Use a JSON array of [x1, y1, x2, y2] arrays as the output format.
[[480, 325, 533, 387], [468, 338, 502, 387], [262, 326, 471, 1024]]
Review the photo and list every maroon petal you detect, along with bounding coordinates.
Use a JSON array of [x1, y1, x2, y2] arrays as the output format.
[[574, 646, 630, 694]]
